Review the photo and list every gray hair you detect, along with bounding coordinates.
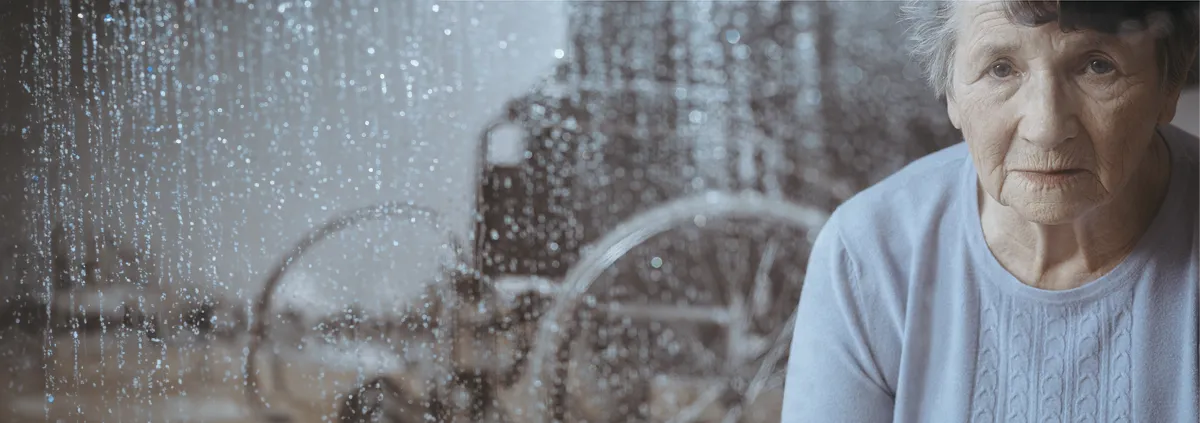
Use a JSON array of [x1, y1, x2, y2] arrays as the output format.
[[899, 1, 959, 100], [900, 1, 1200, 100]]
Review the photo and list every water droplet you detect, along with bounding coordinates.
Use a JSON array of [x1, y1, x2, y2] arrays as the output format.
[[47, 395, 54, 404], [650, 257, 663, 269], [725, 29, 741, 44]]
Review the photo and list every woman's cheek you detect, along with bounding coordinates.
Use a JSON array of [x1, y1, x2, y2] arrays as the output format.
[[963, 107, 1011, 163]]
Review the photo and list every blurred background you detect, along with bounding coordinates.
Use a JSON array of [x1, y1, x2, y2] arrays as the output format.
[[0, 1, 1195, 422]]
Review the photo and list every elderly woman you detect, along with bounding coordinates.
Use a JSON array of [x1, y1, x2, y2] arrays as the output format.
[[782, 1, 1199, 422]]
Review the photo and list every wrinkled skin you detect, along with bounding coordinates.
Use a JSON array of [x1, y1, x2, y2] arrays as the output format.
[[947, 1, 1182, 289]]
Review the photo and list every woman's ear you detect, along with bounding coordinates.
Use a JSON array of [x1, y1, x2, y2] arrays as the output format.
[[1157, 88, 1181, 125], [946, 94, 963, 130], [1161, 53, 1197, 124]]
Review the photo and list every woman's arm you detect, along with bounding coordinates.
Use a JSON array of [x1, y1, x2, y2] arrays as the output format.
[[780, 216, 895, 422]]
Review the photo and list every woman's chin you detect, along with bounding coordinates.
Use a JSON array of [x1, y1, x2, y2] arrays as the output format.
[[996, 177, 1105, 225], [1007, 199, 1099, 226]]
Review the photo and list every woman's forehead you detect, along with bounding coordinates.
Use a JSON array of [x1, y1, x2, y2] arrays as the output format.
[[954, 1, 1155, 56], [955, 1, 1017, 36], [955, 0, 1174, 37]]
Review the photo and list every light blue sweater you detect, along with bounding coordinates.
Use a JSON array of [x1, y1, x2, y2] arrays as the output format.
[[781, 125, 1199, 422]]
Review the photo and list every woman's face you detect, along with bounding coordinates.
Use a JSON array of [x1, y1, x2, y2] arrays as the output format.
[[948, 1, 1181, 224]]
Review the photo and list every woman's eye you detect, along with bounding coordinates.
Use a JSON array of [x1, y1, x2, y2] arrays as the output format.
[[1087, 58, 1116, 75], [989, 62, 1014, 79]]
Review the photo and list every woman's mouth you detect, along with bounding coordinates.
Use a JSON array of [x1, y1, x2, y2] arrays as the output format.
[[1016, 169, 1087, 186]]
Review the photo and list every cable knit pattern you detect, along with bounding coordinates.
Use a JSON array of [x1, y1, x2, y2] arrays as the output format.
[[1004, 302, 1033, 423], [1072, 305, 1103, 423], [970, 293, 1134, 423], [972, 302, 1000, 422], [1107, 304, 1133, 422]]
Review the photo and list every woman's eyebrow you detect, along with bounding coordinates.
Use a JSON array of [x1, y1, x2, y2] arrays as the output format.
[[969, 35, 1132, 63], [1079, 35, 1133, 56], [1055, 34, 1138, 61], [967, 40, 1020, 63]]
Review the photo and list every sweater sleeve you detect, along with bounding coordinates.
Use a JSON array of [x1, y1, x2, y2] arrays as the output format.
[[780, 214, 895, 423]]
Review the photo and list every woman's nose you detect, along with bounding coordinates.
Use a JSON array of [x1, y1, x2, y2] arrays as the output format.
[[1017, 74, 1081, 149]]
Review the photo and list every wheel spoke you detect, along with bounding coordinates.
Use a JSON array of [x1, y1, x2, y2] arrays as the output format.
[[751, 237, 780, 320], [721, 404, 745, 423], [742, 313, 795, 403], [663, 384, 725, 423], [724, 294, 748, 371]]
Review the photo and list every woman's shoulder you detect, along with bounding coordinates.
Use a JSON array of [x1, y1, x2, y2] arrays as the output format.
[[826, 142, 973, 249], [1162, 123, 1199, 166], [1159, 124, 1200, 255]]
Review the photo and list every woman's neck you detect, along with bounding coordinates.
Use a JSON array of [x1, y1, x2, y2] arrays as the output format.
[[979, 133, 1172, 291]]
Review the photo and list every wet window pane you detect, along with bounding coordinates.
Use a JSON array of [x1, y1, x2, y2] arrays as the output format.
[[0, 1, 958, 422]]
